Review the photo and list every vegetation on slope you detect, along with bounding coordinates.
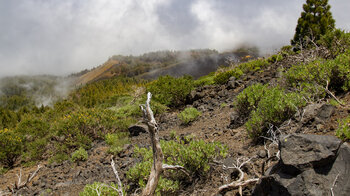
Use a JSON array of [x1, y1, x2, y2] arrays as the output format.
[[0, 4, 350, 193]]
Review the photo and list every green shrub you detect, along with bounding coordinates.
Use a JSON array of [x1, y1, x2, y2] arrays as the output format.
[[127, 138, 227, 194], [147, 75, 194, 107], [238, 58, 269, 73], [71, 147, 88, 162], [0, 108, 19, 129], [79, 182, 122, 196], [266, 54, 283, 63], [235, 83, 269, 117], [23, 138, 48, 161], [51, 108, 122, 151], [48, 152, 69, 165], [213, 69, 243, 85], [178, 107, 201, 125], [318, 29, 350, 58], [285, 59, 330, 87], [336, 116, 350, 140], [280, 45, 294, 56], [111, 95, 167, 117], [245, 87, 305, 138], [194, 72, 215, 86], [0, 128, 22, 167], [72, 77, 137, 108], [105, 132, 130, 155], [213, 59, 269, 85], [285, 50, 350, 94], [16, 117, 50, 140]]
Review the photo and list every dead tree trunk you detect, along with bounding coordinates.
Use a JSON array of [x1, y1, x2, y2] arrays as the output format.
[[140, 92, 190, 196], [140, 92, 164, 196]]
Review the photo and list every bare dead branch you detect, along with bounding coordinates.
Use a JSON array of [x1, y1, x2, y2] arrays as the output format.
[[323, 81, 345, 107], [214, 157, 258, 196], [213, 178, 259, 196], [7, 165, 42, 194], [330, 173, 340, 196], [111, 156, 124, 196], [162, 164, 192, 180]]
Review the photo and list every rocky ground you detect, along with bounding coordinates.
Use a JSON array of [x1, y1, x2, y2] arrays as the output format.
[[1, 56, 349, 195]]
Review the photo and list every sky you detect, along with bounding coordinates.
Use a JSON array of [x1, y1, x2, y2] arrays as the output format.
[[0, 0, 349, 77]]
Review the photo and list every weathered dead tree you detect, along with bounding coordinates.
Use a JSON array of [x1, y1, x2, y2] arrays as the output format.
[[140, 92, 164, 196], [6, 165, 42, 194], [213, 157, 259, 196], [140, 92, 189, 196]]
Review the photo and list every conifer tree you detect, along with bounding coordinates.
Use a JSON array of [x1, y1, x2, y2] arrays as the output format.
[[291, 0, 335, 48]]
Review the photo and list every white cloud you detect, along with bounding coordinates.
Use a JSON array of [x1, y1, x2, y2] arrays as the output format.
[[0, 0, 349, 77]]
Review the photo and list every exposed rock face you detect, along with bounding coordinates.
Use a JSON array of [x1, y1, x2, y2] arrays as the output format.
[[253, 134, 350, 196]]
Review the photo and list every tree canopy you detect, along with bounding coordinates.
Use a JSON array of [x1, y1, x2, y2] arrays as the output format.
[[291, 0, 335, 48]]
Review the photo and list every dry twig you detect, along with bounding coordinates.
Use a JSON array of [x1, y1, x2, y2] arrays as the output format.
[[213, 157, 259, 196], [7, 165, 42, 194], [111, 156, 124, 196]]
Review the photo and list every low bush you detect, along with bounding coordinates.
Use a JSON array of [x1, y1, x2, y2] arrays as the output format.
[[48, 152, 69, 165], [72, 77, 137, 108], [22, 138, 48, 162], [105, 132, 130, 155], [245, 87, 305, 138], [213, 69, 243, 85], [336, 116, 350, 141], [71, 147, 88, 162], [16, 117, 50, 140], [48, 107, 125, 160], [79, 182, 122, 196], [234, 83, 269, 117], [194, 72, 215, 86], [111, 95, 167, 117], [285, 49, 350, 95], [213, 58, 269, 85], [0, 108, 19, 129], [178, 107, 201, 125], [147, 75, 194, 107], [127, 138, 227, 195], [318, 29, 350, 58], [238, 58, 269, 74], [235, 84, 306, 139], [266, 54, 283, 63], [0, 128, 22, 167]]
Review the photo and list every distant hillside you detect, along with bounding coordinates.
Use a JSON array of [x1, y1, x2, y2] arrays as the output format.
[[75, 48, 258, 85]]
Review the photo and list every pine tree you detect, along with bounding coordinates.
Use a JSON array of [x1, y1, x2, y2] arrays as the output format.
[[291, 0, 335, 48]]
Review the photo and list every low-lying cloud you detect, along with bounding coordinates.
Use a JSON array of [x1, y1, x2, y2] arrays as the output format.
[[0, 0, 349, 77]]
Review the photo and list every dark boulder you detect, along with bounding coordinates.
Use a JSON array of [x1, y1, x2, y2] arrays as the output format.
[[128, 123, 149, 136], [301, 103, 335, 124], [253, 134, 350, 196], [228, 111, 245, 129]]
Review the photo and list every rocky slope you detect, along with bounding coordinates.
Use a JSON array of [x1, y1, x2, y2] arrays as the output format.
[[1, 49, 349, 196]]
